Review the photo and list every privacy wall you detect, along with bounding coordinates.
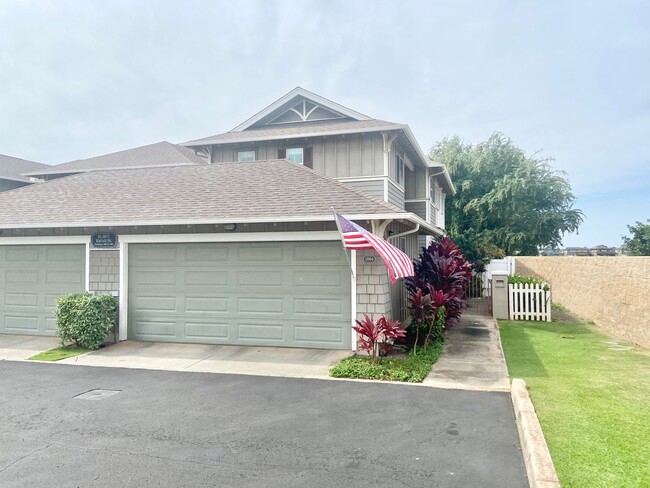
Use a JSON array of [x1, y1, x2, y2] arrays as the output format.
[[515, 256, 650, 349]]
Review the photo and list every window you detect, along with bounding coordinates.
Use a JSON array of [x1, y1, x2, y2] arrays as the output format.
[[286, 147, 304, 164], [278, 147, 313, 168], [237, 150, 256, 162], [396, 154, 405, 186], [430, 181, 438, 205]]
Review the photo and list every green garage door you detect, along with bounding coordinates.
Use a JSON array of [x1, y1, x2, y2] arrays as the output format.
[[0, 245, 86, 336], [128, 241, 352, 349]]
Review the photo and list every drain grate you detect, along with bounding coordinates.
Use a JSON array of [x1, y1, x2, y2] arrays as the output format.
[[74, 389, 121, 400]]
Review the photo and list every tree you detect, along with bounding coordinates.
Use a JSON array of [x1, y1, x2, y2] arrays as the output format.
[[430, 133, 583, 261], [622, 220, 650, 256]]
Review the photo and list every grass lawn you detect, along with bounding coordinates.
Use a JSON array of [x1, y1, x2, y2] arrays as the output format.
[[330, 342, 443, 383], [500, 320, 650, 488], [29, 345, 92, 361]]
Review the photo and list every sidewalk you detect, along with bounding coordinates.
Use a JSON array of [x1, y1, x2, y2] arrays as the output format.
[[423, 299, 510, 391]]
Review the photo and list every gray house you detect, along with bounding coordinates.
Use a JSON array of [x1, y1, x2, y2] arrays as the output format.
[[0, 154, 48, 192], [0, 88, 454, 351]]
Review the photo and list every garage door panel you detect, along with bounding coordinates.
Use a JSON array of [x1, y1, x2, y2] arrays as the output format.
[[5, 270, 38, 284], [293, 325, 343, 344], [129, 242, 351, 349], [292, 270, 345, 287], [185, 322, 230, 340], [185, 296, 229, 313], [1, 245, 86, 336], [133, 296, 177, 312], [238, 323, 284, 341], [184, 270, 228, 286], [237, 270, 283, 287], [4, 293, 39, 308], [130, 244, 178, 262]]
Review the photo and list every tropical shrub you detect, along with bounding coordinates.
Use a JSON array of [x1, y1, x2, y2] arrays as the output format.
[[55, 293, 117, 349], [406, 236, 473, 329], [353, 314, 405, 364]]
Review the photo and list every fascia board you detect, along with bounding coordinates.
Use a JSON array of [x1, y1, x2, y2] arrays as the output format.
[[181, 124, 406, 147]]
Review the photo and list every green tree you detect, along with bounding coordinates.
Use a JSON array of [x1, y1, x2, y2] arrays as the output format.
[[622, 220, 650, 256], [430, 133, 583, 261]]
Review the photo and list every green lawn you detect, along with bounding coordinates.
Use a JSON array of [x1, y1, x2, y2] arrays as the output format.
[[330, 342, 443, 383], [29, 345, 92, 361], [500, 320, 650, 488]]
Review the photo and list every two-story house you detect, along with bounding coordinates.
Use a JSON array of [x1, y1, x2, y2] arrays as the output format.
[[0, 88, 453, 352]]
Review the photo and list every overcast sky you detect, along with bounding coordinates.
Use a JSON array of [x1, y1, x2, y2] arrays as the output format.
[[1, 0, 648, 247]]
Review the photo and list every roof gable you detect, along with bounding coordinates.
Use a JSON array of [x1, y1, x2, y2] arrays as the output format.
[[232, 87, 371, 132]]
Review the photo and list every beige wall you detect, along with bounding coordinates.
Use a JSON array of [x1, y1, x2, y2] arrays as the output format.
[[515, 257, 650, 349]]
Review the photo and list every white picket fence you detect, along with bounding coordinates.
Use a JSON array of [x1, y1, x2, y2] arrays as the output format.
[[508, 283, 552, 322]]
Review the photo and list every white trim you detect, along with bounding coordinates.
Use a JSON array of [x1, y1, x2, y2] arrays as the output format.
[[334, 176, 385, 183], [119, 231, 341, 244], [230, 87, 371, 132], [350, 249, 357, 352], [383, 178, 389, 202], [118, 240, 128, 341], [85, 243, 90, 292], [0, 236, 89, 245]]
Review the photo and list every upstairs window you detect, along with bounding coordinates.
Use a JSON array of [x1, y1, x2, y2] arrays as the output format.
[[238, 150, 256, 162], [396, 154, 405, 186], [278, 147, 313, 169], [286, 147, 304, 164]]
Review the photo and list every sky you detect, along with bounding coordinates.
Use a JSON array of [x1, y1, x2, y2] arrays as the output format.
[[0, 0, 648, 247]]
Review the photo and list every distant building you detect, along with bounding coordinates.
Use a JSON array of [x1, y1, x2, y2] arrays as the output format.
[[589, 245, 617, 256], [564, 247, 591, 256], [539, 246, 562, 256]]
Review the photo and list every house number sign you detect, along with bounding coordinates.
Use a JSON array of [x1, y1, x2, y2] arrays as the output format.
[[364, 256, 375, 263], [91, 232, 118, 248]]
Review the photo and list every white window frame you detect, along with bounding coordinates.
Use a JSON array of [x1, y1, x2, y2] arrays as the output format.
[[396, 153, 405, 186], [286, 147, 304, 165], [237, 150, 256, 162]]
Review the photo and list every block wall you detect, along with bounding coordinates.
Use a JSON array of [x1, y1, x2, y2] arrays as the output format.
[[515, 256, 650, 349]]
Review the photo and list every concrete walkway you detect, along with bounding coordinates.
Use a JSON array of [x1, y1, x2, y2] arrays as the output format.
[[57, 341, 350, 380], [424, 299, 511, 391]]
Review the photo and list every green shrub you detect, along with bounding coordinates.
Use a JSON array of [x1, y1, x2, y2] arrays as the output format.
[[508, 274, 549, 291], [55, 293, 117, 349]]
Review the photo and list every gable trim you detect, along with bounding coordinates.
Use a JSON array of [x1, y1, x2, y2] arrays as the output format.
[[231, 87, 371, 132]]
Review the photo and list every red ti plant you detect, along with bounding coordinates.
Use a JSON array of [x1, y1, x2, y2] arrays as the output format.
[[353, 314, 405, 364]]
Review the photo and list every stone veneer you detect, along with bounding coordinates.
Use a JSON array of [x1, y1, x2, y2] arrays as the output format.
[[515, 256, 650, 349], [355, 249, 392, 319]]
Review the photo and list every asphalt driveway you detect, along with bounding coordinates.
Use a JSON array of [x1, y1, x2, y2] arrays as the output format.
[[0, 362, 527, 487]]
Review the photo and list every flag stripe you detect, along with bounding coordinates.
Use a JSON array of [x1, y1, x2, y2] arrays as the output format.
[[334, 213, 414, 283]]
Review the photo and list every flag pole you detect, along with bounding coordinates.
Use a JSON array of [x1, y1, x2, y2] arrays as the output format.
[[331, 207, 355, 280]]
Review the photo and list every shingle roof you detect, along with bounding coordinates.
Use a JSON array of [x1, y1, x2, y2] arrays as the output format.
[[0, 159, 407, 228], [0, 154, 48, 182], [182, 119, 405, 146], [23, 141, 207, 177]]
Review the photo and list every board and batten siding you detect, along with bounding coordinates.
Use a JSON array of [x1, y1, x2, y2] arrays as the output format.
[[209, 132, 385, 178], [405, 201, 427, 221], [339, 179, 385, 201], [387, 180, 405, 209]]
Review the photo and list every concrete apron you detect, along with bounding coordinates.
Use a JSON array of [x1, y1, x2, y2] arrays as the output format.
[[423, 311, 511, 392], [0, 335, 59, 361], [56, 341, 351, 380]]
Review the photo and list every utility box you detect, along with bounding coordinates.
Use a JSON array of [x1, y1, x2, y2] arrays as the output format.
[[491, 271, 510, 320]]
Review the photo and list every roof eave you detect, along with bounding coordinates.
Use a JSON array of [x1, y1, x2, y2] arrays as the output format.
[[401, 126, 456, 195]]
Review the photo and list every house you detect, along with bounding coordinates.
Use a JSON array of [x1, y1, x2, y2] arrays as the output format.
[[589, 245, 617, 256], [0, 88, 453, 351], [0, 154, 48, 192], [564, 247, 591, 256]]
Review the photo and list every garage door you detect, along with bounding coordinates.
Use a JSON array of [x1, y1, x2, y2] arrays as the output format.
[[128, 242, 352, 349], [0, 245, 86, 336]]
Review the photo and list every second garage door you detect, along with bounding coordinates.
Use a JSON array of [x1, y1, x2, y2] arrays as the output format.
[[127, 241, 352, 349]]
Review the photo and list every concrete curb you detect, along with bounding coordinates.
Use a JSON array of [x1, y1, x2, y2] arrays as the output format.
[[511, 378, 561, 488]]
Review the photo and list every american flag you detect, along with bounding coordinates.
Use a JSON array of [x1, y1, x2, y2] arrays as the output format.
[[334, 213, 414, 283]]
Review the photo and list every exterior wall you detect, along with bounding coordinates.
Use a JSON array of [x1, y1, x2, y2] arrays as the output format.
[[404, 165, 427, 200], [387, 180, 405, 208], [0, 179, 29, 192], [515, 256, 650, 349], [88, 249, 120, 293], [339, 178, 385, 201], [405, 200, 427, 221], [210, 132, 385, 177], [355, 249, 392, 320]]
